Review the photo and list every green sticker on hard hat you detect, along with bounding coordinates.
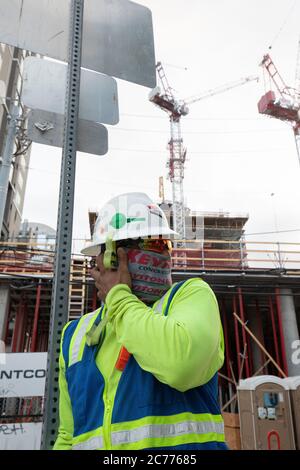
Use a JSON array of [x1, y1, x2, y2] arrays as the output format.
[[110, 212, 146, 230]]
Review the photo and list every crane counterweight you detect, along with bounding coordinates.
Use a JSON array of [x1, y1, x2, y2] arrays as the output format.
[[258, 51, 300, 165]]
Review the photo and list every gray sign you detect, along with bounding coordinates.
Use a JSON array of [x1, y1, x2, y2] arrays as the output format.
[[0, 0, 156, 88], [27, 109, 108, 156], [0, 80, 6, 99], [22, 57, 119, 125]]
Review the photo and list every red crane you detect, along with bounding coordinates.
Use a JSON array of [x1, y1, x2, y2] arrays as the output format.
[[258, 50, 300, 163]]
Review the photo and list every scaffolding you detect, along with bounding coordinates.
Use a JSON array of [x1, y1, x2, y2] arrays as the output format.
[[1, 236, 300, 433]]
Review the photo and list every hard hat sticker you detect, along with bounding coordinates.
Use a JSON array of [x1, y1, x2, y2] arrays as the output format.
[[110, 212, 146, 230], [147, 204, 163, 218]]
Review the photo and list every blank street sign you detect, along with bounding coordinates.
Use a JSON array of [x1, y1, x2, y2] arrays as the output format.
[[22, 57, 119, 125], [27, 109, 108, 156], [0, 0, 156, 88]]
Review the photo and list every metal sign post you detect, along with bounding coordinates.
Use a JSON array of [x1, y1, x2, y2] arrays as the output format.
[[41, 0, 84, 450]]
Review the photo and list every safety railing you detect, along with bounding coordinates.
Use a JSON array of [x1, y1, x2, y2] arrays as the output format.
[[1, 239, 300, 276], [172, 239, 300, 272]]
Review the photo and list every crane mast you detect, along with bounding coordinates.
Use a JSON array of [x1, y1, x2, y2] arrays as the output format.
[[149, 63, 258, 243], [294, 36, 300, 164], [295, 35, 300, 101], [168, 116, 186, 243], [149, 62, 188, 243]]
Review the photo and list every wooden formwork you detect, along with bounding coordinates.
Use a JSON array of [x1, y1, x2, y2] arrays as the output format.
[[223, 412, 241, 450]]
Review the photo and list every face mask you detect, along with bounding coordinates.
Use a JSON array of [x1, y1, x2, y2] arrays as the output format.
[[125, 249, 172, 304]]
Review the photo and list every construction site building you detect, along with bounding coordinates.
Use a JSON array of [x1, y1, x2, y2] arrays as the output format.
[[160, 201, 248, 269], [1, 207, 299, 366], [0, 43, 31, 240], [0, 208, 300, 449]]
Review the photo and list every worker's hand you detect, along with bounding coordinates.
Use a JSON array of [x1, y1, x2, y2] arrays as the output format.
[[90, 248, 132, 302]]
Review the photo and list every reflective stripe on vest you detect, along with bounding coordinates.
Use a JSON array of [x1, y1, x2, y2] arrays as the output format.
[[69, 311, 98, 366], [111, 420, 224, 446], [154, 293, 167, 314], [70, 419, 224, 450], [72, 435, 104, 450], [154, 281, 184, 315]]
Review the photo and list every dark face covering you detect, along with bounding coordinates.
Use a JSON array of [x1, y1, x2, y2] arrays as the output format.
[[125, 248, 172, 304]]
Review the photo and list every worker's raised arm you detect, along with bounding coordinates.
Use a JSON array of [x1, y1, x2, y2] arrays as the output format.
[[105, 278, 224, 392]]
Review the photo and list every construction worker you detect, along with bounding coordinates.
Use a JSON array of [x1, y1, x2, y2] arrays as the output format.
[[54, 192, 227, 450]]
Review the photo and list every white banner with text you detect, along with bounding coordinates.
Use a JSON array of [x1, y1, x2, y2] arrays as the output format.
[[0, 353, 47, 397]]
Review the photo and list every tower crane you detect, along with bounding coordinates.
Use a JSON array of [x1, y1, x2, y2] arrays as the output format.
[[258, 44, 300, 164], [149, 62, 259, 243]]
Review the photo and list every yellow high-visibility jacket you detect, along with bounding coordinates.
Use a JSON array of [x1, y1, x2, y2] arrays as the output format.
[[54, 278, 227, 450]]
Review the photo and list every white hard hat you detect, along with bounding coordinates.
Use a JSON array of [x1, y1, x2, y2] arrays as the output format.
[[81, 192, 178, 256]]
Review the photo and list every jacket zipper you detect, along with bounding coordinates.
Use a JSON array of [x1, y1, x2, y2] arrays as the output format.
[[102, 353, 131, 449], [93, 307, 113, 449], [103, 387, 113, 449]]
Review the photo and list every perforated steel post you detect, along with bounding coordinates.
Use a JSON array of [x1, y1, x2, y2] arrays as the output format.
[[41, 0, 84, 449]]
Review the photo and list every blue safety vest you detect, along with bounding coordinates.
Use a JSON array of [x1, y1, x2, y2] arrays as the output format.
[[61, 281, 227, 450]]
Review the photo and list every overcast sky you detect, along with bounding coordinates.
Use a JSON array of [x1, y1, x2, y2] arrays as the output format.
[[22, 0, 300, 257]]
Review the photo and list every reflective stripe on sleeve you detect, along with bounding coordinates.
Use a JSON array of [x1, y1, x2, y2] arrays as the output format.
[[72, 435, 104, 450], [111, 420, 224, 446]]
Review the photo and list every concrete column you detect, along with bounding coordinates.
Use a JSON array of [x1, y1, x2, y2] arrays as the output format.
[[279, 288, 300, 376], [0, 285, 10, 341], [249, 305, 266, 373]]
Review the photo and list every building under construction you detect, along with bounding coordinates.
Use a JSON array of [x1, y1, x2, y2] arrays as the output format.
[[0, 43, 32, 240]]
